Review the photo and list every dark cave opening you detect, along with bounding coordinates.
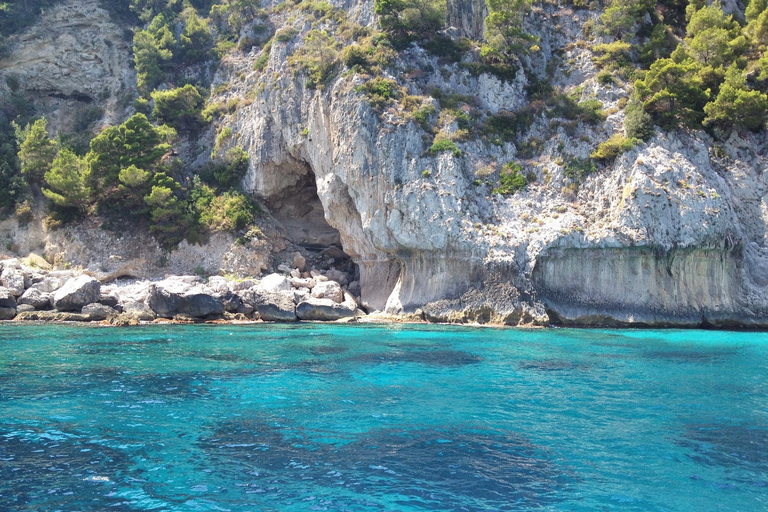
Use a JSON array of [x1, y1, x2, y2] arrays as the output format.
[[263, 161, 359, 282]]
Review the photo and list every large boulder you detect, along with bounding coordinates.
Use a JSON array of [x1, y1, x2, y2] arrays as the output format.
[[147, 285, 224, 318], [311, 281, 344, 303], [244, 289, 297, 321], [31, 276, 68, 293], [122, 300, 155, 321], [259, 273, 291, 293], [1, 266, 25, 296], [0, 287, 17, 309], [18, 288, 51, 309], [325, 268, 349, 287], [81, 303, 118, 321], [52, 275, 101, 311], [0, 287, 16, 319], [219, 291, 242, 312], [296, 298, 356, 321]]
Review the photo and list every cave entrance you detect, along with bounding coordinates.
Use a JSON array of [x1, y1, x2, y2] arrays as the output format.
[[264, 162, 341, 248]]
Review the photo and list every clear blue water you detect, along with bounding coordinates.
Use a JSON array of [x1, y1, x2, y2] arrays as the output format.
[[0, 324, 766, 512]]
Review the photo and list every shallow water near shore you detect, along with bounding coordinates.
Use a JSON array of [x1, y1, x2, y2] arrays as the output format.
[[0, 324, 766, 511]]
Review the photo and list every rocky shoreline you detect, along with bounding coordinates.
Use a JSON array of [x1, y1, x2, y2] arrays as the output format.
[[0, 254, 372, 326]]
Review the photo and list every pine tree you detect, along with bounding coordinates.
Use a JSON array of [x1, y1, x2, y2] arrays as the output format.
[[703, 64, 768, 131], [43, 149, 90, 213], [16, 117, 57, 186]]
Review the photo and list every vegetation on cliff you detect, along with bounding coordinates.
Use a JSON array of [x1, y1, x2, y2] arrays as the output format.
[[2, 0, 768, 251]]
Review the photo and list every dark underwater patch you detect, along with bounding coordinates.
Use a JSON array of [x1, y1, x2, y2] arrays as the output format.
[[0, 427, 131, 511], [199, 419, 569, 510], [678, 423, 768, 471], [346, 349, 482, 367], [642, 348, 736, 364], [517, 360, 590, 372]]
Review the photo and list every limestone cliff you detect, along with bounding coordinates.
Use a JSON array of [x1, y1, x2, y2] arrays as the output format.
[[0, 0, 135, 133], [3, 0, 768, 327]]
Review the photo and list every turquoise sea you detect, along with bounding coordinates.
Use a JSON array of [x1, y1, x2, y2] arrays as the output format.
[[0, 324, 766, 511]]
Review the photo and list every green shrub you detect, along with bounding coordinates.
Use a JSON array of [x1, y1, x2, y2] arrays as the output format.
[[340, 35, 396, 74], [212, 147, 249, 189], [355, 77, 400, 110], [492, 162, 527, 196], [483, 103, 544, 142], [412, 104, 436, 131], [198, 190, 255, 231], [16, 117, 58, 186], [592, 41, 632, 70], [421, 36, 472, 63], [597, 70, 616, 85], [429, 134, 461, 157], [563, 157, 597, 181], [590, 134, 638, 162], [623, 99, 654, 141], [275, 27, 297, 42], [289, 30, 340, 88], [577, 99, 606, 124], [151, 84, 205, 131], [253, 40, 272, 71]]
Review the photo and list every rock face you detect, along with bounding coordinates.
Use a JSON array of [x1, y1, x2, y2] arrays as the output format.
[[147, 285, 224, 318], [52, 275, 100, 312], [0, 0, 135, 132], [5, 1, 768, 327], [204, 3, 768, 328]]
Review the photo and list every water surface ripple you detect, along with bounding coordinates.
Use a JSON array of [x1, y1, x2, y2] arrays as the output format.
[[0, 324, 766, 511]]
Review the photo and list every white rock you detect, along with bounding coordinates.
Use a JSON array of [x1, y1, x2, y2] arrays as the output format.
[[290, 277, 315, 289], [207, 276, 230, 294], [311, 281, 343, 303], [1, 267, 25, 296], [259, 273, 291, 292]]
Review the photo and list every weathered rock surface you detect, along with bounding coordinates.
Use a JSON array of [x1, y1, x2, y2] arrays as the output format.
[[81, 303, 118, 321], [1, 267, 25, 296], [311, 281, 344, 303], [0, 287, 16, 319], [244, 289, 297, 322], [52, 275, 100, 312], [16, 311, 89, 322], [147, 284, 224, 318], [122, 300, 155, 322], [18, 288, 51, 310], [296, 298, 356, 321], [259, 274, 292, 293], [0, 0, 135, 132]]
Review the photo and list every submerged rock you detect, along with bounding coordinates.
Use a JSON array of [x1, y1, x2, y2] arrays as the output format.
[[52, 275, 100, 312]]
